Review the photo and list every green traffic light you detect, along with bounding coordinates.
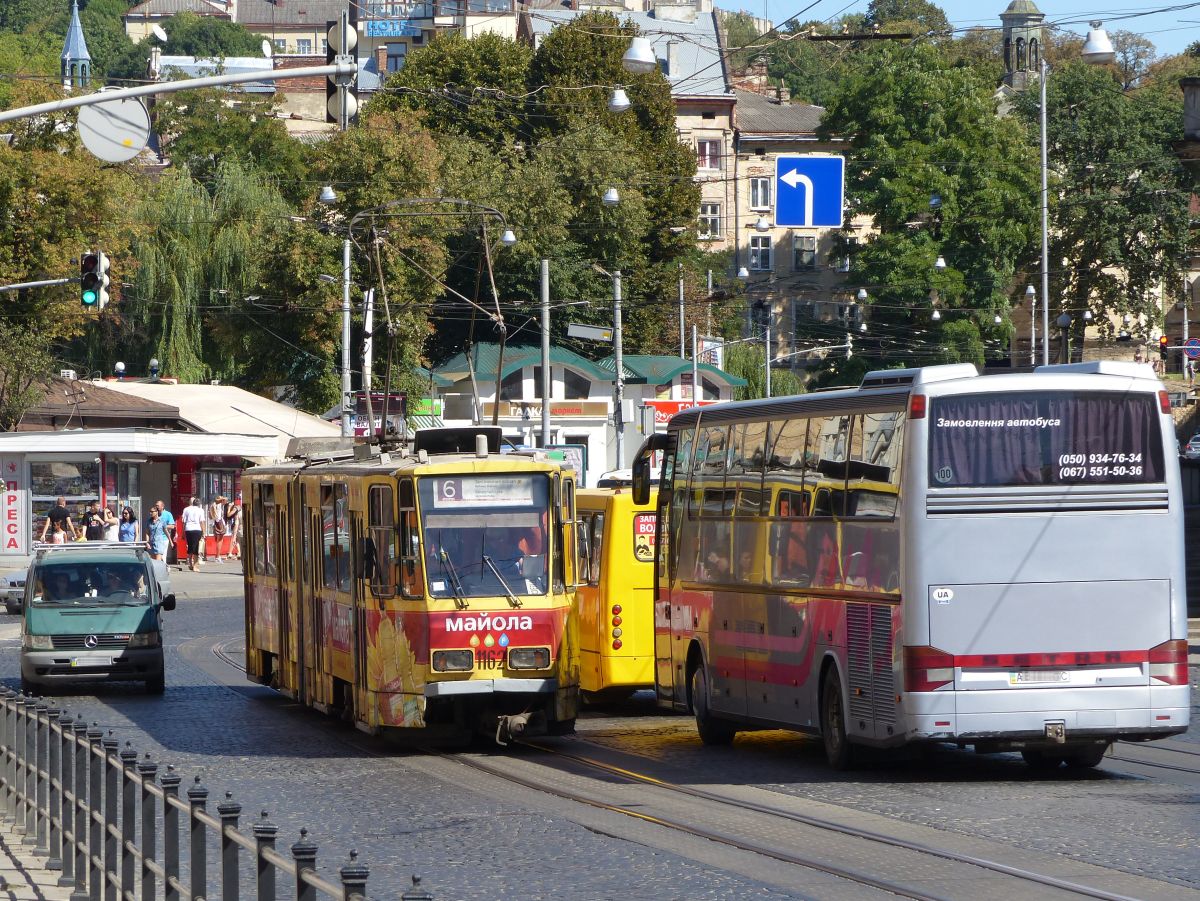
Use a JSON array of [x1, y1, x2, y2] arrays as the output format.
[[82, 290, 97, 305]]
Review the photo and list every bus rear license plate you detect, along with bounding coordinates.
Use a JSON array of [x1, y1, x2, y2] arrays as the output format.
[[1010, 671, 1067, 684], [72, 658, 108, 668]]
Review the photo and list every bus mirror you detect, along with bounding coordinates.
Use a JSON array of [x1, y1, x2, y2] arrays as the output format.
[[632, 457, 650, 505]]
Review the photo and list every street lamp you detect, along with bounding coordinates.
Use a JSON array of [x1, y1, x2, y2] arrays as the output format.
[[1038, 21, 1115, 365], [318, 186, 354, 438], [602, 187, 620, 207], [754, 216, 770, 232], [592, 263, 625, 468], [622, 37, 657, 74], [933, 255, 947, 271], [1025, 284, 1037, 366], [608, 87, 631, 113], [1057, 312, 1073, 363]]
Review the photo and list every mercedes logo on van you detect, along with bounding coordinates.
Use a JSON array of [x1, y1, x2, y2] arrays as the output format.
[[84, 635, 98, 649]]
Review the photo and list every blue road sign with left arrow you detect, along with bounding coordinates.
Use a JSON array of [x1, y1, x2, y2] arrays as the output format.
[[775, 155, 845, 228]]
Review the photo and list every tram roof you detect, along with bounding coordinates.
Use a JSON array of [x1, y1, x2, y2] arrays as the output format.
[[245, 449, 569, 478]]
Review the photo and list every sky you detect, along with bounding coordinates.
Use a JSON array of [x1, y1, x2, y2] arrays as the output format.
[[717, 1, 1200, 58]]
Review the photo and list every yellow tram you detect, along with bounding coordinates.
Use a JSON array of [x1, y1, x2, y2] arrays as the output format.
[[575, 488, 657, 700], [242, 429, 580, 742]]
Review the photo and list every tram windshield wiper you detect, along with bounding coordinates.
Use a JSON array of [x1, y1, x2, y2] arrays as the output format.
[[439, 549, 469, 610], [482, 555, 523, 608]]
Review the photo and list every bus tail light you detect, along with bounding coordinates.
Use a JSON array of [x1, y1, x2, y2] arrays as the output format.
[[903, 645, 954, 692], [1149, 639, 1187, 685], [909, 394, 927, 419], [1158, 390, 1171, 414], [611, 604, 622, 615], [612, 615, 622, 627], [612, 639, 622, 650]]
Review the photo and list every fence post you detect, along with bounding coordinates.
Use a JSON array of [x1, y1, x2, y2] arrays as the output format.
[[137, 754, 157, 901], [401, 875, 434, 901], [160, 765, 181, 901], [67, 719, 89, 898], [217, 791, 241, 901], [87, 723, 104, 901], [47, 708, 66, 871], [291, 829, 318, 901], [187, 776, 209, 901], [119, 742, 137, 896], [2, 689, 15, 821], [14, 694, 30, 836], [101, 731, 119, 901], [339, 850, 369, 901], [252, 811, 278, 901], [27, 699, 48, 849]]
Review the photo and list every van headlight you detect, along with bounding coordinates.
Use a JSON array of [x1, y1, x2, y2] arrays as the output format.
[[127, 633, 159, 648], [432, 650, 474, 672], [507, 647, 551, 670], [23, 635, 51, 650]]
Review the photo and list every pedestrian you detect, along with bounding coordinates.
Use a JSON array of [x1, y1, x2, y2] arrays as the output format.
[[180, 496, 206, 572], [82, 501, 106, 542], [102, 505, 119, 541], [39, 495, 77, 542], [118, 506, 140, 543], [209, 495, 227, 562], [225, 495, 242, 560], [156, 500, 177, 565], [146, 508, 169, 560], [48, 520, 68, 545]]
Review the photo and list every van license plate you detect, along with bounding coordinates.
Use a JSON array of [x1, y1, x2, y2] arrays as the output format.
[[1010, 670, 1067, 684], [72, 657, 108, 668]]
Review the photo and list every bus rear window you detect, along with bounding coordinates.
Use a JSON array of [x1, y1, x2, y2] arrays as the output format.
[[929, 391, 1164, 487]]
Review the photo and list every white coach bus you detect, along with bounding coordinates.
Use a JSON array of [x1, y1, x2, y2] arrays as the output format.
[[631, 362, 1190, 769]]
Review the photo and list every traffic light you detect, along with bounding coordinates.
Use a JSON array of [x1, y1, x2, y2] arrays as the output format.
[[1159, 335, 1170, 360], [80, 252, 99, 307], [80, 251, 112, 309], [325, 16, 358, 127]]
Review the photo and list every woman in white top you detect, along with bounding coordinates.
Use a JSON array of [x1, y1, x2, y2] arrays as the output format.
[[180, 497, 206, 572]]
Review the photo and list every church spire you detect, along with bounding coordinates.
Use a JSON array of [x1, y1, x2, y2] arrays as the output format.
[[1000, 0, 1045, 92], [61, 0, 92, 90]]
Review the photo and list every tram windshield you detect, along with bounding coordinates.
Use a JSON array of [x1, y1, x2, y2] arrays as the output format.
[[418, 474, 551, 599]]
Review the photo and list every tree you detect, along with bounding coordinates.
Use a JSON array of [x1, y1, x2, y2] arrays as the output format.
[[107, 13, 268, 82], [722, 11, 766, 73], [1110, 29, 1156, 90], [1013, 61, 1191, 350], [763, 20, 855, 107], [817, 43, 1039, 374], [0, 327, 52, 430], [864, 0, 950, 35], [724, 343, 804, 400]]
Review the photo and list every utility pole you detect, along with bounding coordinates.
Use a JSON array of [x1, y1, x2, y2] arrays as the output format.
[[764, 309, 772, 399], [341, 238, 352, 438], [613, 270, 625, 468], [363, 288, 375, 440], [541, 259, 551, 449], [692, 326, 700, 407], [678, 264, 685, 358]]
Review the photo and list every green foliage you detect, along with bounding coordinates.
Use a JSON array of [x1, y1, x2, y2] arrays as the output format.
[[817, 42, 1037, 371], [937, 319, 985, 367], [725, 343, 804, 400], [376, 31, 533, 147], [153, 86, 310, 205], [0, 0, 60, 33], [0, 325, 52, 430], [864, 0, 950, 34], [0, 33, 58, 110], [722, 12, 765, 73], [1012, 62, 1191, 337], [762, 20, 854, 108]]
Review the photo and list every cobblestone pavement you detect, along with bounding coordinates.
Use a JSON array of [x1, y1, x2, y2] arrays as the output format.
[[0, 565, 1196, 900]]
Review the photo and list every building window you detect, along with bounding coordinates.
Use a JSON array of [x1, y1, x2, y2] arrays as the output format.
[[750, 235, 772, 271], [562, 368, 590, 400], [386, 43, 407, 72], [749, 177, 772, 210], [793, 235, 816, 271], [273, 39, 287, 53], [296, 38, 312, 55], [698, 203, 721, 239], [500, 368, 523, 401], [696, 139, 722, 171], [702, 111, 716, 120]]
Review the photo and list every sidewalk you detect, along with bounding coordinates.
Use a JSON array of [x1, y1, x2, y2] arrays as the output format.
[[0, 819, 71, 900]]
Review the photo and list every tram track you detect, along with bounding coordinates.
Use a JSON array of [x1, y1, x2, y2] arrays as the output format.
[[205, 636, 1190, 901]]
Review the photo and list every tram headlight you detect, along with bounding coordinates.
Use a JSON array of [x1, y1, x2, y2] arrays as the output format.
[[432, 650, 474, 672], [507, 647, 551, 670]]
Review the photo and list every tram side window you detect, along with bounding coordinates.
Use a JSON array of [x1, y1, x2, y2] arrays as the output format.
[[320, 484, 350, 591], [398, 480, 422, 598], [300, 485, 312, 585], [253, 485, 277, 577], [367, 485, 396, 599]]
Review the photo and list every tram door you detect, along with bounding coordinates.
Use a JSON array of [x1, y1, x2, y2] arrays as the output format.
[[350, 512, 368, 719], [277, 482, 297, 695], [307, 507, 326, 705]]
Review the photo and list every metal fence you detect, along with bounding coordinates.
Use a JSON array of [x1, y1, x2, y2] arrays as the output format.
[[0, 688, 430, 900]]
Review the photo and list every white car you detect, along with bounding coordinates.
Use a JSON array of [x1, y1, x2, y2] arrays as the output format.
[[1184, 437, 1200, 459], [0, 571, 27, 614]]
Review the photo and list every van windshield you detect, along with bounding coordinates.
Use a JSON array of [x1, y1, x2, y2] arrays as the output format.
[[33, 562, 151, 607]]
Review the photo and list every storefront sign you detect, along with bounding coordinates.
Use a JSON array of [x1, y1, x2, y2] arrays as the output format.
[[0, 456, 27, 554], [365, 20, 422, 37], [413, 397, 443, 417], [645, 399, 715, 425], [353, 393, 407, 437], [484, 401, 608, 419]]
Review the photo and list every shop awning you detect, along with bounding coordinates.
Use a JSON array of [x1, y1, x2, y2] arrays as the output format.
[[0, 428, 279, 459]]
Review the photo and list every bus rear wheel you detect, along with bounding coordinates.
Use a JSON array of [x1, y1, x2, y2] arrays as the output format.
[[1020, 749, 1063, 770], [821, 669, 855, 770], [690, 666, 735, 746], [1063, 743, 1109, 769]]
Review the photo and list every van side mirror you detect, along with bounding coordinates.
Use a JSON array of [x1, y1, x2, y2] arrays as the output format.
[[161, 593, 176, 611], [631, 433, 667, 505]]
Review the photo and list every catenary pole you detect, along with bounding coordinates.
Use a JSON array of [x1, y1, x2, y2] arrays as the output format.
[[541, 259, 551, 449]]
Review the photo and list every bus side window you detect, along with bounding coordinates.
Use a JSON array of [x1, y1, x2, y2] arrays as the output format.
[[589, 511, 605, 585], [577, 513, 592, 585]]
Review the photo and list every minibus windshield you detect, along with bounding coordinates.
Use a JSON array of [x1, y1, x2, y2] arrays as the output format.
[[33, 562, 151, 607], [929, 391, 1165, 488]]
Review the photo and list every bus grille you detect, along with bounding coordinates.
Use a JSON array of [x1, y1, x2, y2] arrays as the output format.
[[926, 486, 1168, 515], [847, 603, 895, 727], [51, 635, 129, 650]]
